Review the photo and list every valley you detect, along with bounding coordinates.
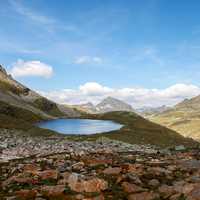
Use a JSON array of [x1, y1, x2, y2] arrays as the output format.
[[2, 1, 200, 199], [0, 65, 200, 200]]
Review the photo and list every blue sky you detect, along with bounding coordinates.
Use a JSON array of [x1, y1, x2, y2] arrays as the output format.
[[1, 0, 200, 107]]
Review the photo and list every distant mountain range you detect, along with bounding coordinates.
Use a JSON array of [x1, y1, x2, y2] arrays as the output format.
[[72, 93, 200, 141], [136, 105, 170, 116], [149, 95, 200, 140], [71, 96, 135, 114]]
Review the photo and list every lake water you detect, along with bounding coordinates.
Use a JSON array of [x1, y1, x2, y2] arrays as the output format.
[[36, 119, 123, 135]]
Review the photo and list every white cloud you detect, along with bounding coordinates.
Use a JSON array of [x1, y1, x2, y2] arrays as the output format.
[[10, 59, 53, 78], [38, 82, 200, 108], [74, 56, 103, 64], [79, 82, 113, 96]]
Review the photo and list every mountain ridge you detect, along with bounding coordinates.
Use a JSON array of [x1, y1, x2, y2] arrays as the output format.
[[0, 64, 197, 148], [149, 94, 200, 140], [137, 105, 171, 117], [0, 65, 80, 131], [71, 96, 135, 114]]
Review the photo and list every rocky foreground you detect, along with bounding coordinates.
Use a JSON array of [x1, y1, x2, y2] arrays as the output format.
[[1, 130, 200, 199]]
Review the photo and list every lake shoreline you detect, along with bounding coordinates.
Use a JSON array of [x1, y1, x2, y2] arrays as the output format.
[[36, 118, 123, 135]]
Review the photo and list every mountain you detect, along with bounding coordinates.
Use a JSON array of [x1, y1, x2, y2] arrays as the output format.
[[96, 97, 135, 113], [85, 111, 197, 147], [72, 97, 135, 114], [0, 64, 197, 148], [149, 94, 200, 140], [137, 105, 170, 117], [70, 102, 97, 113], [0, 65, 79, 131]]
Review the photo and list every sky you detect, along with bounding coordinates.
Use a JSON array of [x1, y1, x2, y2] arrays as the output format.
[[1, 0, 200, 108]]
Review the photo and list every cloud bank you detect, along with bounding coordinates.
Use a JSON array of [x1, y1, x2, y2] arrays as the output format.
[[10, 60, 53, 78], [39, 82, 200, 108]]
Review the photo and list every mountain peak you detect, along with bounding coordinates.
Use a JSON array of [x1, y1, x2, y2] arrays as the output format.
[[0, 64, 7, 75], [101, 96, 127, 103], [96, 96, 134, 113], [104, 96, 116, 100]]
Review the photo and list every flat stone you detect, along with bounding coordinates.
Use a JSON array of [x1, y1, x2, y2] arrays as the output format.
[[158, 185, 177, 198], [67, 173, 108, 193], [67, 173, 84, 193], [175, 145, 186, 151], [103, 167, 121, 175], [40, 185, 66, 198], [128, 192, 159, 200], [15, 189, 37, 200], [148, 179, 160, 188], [83, 178, 108, 193], [122, 182, 145, 193], [179, 160, 200, 171], [23, 164, 40, 175], [187, 186, 200, 200], [38, 169, 59, 180]]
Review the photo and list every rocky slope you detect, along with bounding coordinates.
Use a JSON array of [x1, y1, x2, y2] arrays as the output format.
[[96, 97, 135, 113], [72, 97, 135, 114], [1, 137, 200, 200], [0, 65, 79, 130], [149, 94, 200, 141]]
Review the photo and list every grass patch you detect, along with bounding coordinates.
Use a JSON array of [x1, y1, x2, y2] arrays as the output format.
[[32, 98, 64, 117], [0, 80, 29, 95], [77, 111, 198, 148], [0, 100, 60, 136]]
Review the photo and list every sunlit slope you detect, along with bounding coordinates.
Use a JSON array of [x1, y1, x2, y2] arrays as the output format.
[[149, 95, 200, 140], [0, 65, 79, 119], [82, 111, 198, 147]]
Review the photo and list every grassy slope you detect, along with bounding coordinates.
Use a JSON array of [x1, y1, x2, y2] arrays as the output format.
[[149, 95, 200, 141], [0, 79, 28, 95], [32, 97, 65, 117], [79, 111, 198, 148], [0, 101, 59, 136], [0, 78, 65, 118], [149, 109, 200, 140]]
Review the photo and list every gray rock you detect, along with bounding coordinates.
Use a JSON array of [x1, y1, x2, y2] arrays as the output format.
[[175, 145, 185, 151]]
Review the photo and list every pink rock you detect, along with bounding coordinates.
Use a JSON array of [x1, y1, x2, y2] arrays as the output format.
[[83, 178, 108, 193], [103, 167, 121, 175], [187, 185, 200, 200], [41, 185, 66, 198], [128, 192, 159, 200], [15, 189, 37, 200], [158, 185, 177, 198], [121, 182, 145, 193], [38, 169, 58, 180]]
